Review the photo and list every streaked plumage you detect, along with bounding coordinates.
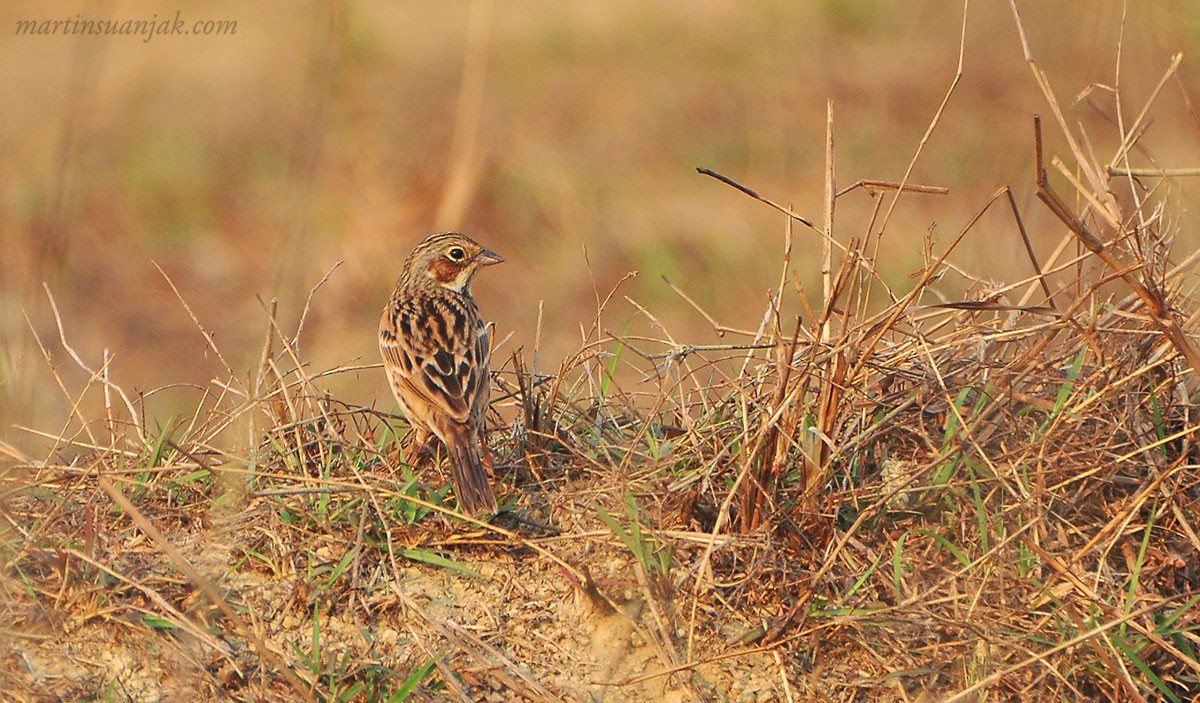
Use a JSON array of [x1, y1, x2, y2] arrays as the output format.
[[379, 232, 503, 515]]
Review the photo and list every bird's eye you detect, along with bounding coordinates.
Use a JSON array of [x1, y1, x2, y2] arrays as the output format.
[[448, 246, 466, 261]]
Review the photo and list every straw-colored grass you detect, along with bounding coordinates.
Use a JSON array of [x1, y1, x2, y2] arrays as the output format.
[[4, 5, 1200, 703]]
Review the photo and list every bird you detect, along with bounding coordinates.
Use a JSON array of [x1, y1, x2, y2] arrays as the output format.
[[379, 232, 504, 515]]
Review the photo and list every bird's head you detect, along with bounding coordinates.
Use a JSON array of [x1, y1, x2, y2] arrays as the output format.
[[405, 232, 504, 294]]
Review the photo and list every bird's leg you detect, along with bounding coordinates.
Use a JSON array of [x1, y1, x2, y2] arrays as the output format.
[[402, 427, 436, 465], [481, 446, 495, 478]]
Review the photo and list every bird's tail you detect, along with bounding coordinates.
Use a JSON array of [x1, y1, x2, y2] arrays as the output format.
[[446, 435, 497, 516]]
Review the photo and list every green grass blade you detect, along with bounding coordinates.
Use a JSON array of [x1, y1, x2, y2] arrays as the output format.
[[399, 548, 481, 578]]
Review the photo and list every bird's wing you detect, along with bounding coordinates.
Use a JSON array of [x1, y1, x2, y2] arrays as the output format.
[[380, 294, 481, 424], [471, 317, 491, 415]]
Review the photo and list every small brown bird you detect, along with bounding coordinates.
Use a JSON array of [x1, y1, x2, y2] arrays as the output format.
[[379, 232, 504, 515]]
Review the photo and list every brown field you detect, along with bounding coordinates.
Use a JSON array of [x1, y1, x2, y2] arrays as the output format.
[[3, 1, 1200, 701]]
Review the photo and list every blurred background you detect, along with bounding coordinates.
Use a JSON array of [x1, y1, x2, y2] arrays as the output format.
[[3, 1, 1200, 456]]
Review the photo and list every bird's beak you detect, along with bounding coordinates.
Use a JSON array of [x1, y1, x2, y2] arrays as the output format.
[[477, 248, 505, 266]]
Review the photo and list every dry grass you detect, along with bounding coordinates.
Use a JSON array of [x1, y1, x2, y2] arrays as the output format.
[[4, 4, 1200, 703]]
